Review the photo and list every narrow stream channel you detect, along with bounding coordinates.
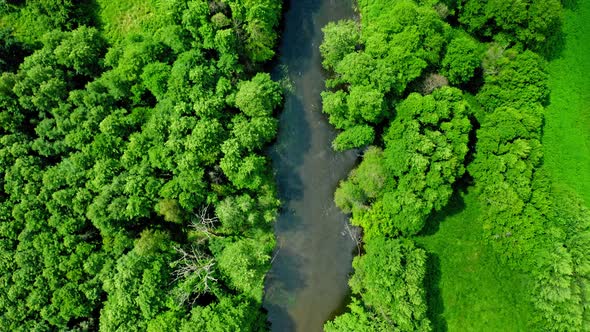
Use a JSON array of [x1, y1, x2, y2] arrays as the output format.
[[263, 0, 357, 331]]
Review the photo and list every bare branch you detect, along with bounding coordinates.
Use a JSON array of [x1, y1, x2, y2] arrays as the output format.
[[172, 245, 217, 306], [190, 205, 219, 240]]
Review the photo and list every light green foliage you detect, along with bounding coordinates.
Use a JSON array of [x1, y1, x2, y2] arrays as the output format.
[[321, 90, 350, 129], [53, 26, 105, 77], [320, 0, 452, 149], [352, 87, 471, 238], [324, 0, 588, 330], [0, 0, 94, 45], [225, 0, 282, 62], [231, 115, 278, 152], [216, 194, 267, 233], [469, 106, 545, 260], [326, 238, 431, 331], [141, 62, 171, 101], [324, 299, 391, 332], [530, 190, 590, 331], [479, 48, 549, 111], [335, 147, 390, 213], [235, 73, 282, 117], [0, 0, 283, 329], [320, 20, 360, 70], [347, 85, 386, 123], [180, 296, 267, 332], [217, 236, 274, 302], [332, 125, 375, 151], [441, 34, 482, 84], [100, 230, 174, 332]]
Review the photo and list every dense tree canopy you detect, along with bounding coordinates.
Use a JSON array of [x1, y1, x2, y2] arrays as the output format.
[[0, 0, 283, 330], [320, 0, 452, 149], [337, 87, 471, 238], [326, 238, 430, 332]]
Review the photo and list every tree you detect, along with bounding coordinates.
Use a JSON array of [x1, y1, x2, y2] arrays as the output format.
[[332, 125, 375, 151], [478, 48, 548, 111], [352, 87, 471, 238], [320, 20, 360, 70], [442, 34, 482, 84], [53, 26, 105, 77], [216, 236, 273, 302], [327, 237, 431, 332], [216, 194, 264, 233], [459, 0, 562, 48], [335, 147, 390, 213], [235, 73, 282, 117]]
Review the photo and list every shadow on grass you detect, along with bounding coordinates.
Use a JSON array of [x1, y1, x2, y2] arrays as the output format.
[[420, 190, 467, 236], [424, 253, 447, 332]]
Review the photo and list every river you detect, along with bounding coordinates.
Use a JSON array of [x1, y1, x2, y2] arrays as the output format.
[[263, 0, 358, 331]]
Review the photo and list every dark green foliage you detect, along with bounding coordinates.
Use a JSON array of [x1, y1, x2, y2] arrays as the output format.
[[0, 28, 29, 72], [459, 0, 563, 49]]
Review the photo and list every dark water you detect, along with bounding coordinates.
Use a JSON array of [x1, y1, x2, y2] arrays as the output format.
[[263, 0, 357, 331]]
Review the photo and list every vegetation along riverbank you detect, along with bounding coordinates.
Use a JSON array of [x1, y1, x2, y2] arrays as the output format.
[[320, 0, 590, 330]]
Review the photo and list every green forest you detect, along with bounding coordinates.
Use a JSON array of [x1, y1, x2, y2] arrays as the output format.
[[321, 0, 590, 331], [0, 0, 589, 331], [0, 0, 284, 330]]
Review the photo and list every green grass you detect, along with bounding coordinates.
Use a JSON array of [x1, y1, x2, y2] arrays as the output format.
[[415, 190, 535, 331], [543, 0, 590, 205], [95, 0, 159, 42]]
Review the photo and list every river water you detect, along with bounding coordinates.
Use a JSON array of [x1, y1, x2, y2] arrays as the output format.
[[263, 0, 357, 331]]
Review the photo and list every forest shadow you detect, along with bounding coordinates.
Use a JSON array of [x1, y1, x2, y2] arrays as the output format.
[[541, 25, 568, 61], [420, 190, 467, 236], [423, 253, 447, 332], [562, 0, 578, 10]]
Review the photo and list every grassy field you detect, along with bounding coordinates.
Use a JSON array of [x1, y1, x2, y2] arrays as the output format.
[[543, 0, 590, 205], [415, 190, 535, 331]]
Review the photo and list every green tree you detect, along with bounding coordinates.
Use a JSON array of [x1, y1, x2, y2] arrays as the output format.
[[328, 238, 431, 332], [332, 125, 375, 151], [441, 34, 482, 84], [320, 20, 360, 70], [235, 73, 282, 117]]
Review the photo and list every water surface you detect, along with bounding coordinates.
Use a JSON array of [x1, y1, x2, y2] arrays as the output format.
[[263, 0, 357, 331]]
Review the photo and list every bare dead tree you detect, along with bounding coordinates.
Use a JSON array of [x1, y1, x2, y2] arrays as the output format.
[[344, 222, 363, 255], [421, 73, 449, 95], [434, 3, 449, 19], [190, 205, 219, 240], [172, 246, 217, 305]]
